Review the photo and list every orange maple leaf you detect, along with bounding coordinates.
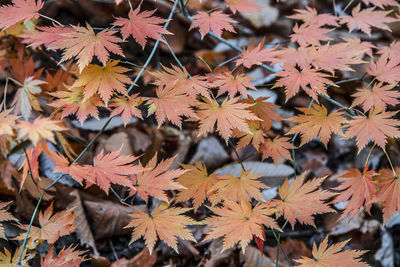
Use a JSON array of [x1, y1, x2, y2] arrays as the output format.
[[71, 60, 132, 104], [224, 0, 262, 14], [260, 136, 295, 165], [295, 236, 369, 267], [147, 83, 197, 128], [18, 203, 76, 245], [299, 42, 367, 73], [211, 71, 256, 97], [233, 120, 265, 150], [19, 142, 42, 190], [235, 39, 278, 69], [125, 204, 197, 254], [287, 104, 346, 146], [113, 3, 171, 47], [339, 4, 397, 36], [16, 117, 67, 145], [204, 201, 280, 253], [109, 94, 143, 126], [195, 97, 260, 141], [241, 96, 282, 130], [49, 86, 105, 124], [290, 23, 332, 47], [0, 202, 17, 239], [333, 166, 377, 221], [84, 148, 142, 193], [149, 64, 210, 97], [0, 0, 43, 30], [41, 245, 86, 267], [274, 65, 335, 101], [176, 162, 221, 211], [351, 82, 400, 111], [288, 7, 338, 27], [49, 24, 124, 72], [189, 10, 237, 39], [42, 141, 94, 186], [344, 108, 400, 151], [210, 169, 267, 203], [269, 173, 336, 228], [376, 167, 400, 224], [366, 54, 400, 84], [131, 155, 185, 202]]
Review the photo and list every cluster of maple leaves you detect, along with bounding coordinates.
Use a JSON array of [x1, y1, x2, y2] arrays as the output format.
[[0, 0, 400, 266]]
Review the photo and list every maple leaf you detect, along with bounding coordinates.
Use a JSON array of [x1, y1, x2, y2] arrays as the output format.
[[49, 86, 105, 124], [204, 201, 280, 253], [176, 162, 221, 211], [210, 169, 268, 203], [21, 25, 75, 49], [0, 108, 19, 136], [333, 166, 377, 221], [211, 71, 256, 97], [0, 246, 31, 267], [42, 141, 94, 186], [362, 0, 400, 8], [189, 10, 237, 39], [274, 65, 335, 101], [149, 64, 210, 97], [299, 42, 367, 73], [18, 203, 76, 246], [225, 0, 262, 13], [290, 23, 333, 47], [0, 0, 44, 30], [41, 245, 86, 267], [16, 117, 67, 145], [147, 84, 197, 128], [288, 7, 338, 27], [109, 94, 143, 126], [240, 96, 282, 130], [351, 82, 400, 111], [125, 204, 197, 254], [12, 76, 45, 120], [48, 24, 124, 72], [84, 148, 142, 193], [195, 97, 260, 141], [0, 202, 17, 239], [344, 108, 400, 151], [378, 41, 400, 63], [71, 60, 132, 104], [295, 236, 370, 267], [287, 104, 346, 146], [269, 173, 336, 228], [366, 55, 400, 84], [376, 167, 400, 224], [131, 154, 185, 202], [260, 136, 295, 165], [8, 57, 43, 84], [113, 3, 171, 47], [43, 65, 73, 92], [235, 39, 279, 68], [233, 120, 265, 150], [19, 141, 42, 190], [339, 4, 397, 36]]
